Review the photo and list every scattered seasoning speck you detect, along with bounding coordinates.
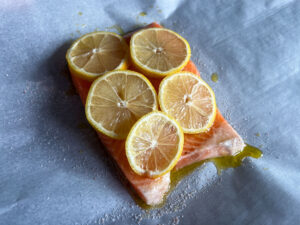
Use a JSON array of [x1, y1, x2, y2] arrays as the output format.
[[78, 11, 83, 16], [76, 30, 81, 35], [255, 132, 261, 137], [211, 72, 219, 82]]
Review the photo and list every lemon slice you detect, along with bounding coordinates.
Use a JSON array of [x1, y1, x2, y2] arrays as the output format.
[[85, 70, 157, 139], [159, 72, 217, 134], [126, 111, 184, 178], [66, 32, 128, 81], [130, 28, 191, 78]]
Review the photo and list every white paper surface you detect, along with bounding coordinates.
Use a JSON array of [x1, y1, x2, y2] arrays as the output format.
[[1, 0, 300, 224]]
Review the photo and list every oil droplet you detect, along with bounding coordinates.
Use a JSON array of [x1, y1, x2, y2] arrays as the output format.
[[131, 143, 262, 210], [139, 12, 147, 17], [106, 25, 125, 35], [136, 12, 148, 23], [255, 132, 260, 137], [211, 73, 219, 82], [78, 11, 83, 16]]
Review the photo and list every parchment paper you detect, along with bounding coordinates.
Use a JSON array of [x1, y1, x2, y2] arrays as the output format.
[[1, 0, 300, 224]]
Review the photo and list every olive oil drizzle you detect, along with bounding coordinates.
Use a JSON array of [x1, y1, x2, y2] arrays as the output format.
[[211, 144, 262, 175], [133, 144, 262, 210]]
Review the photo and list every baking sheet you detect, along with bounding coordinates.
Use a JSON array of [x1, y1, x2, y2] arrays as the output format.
[[1, 0, 300, 224]]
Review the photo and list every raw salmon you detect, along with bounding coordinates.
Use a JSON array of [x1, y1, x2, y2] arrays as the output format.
[[98, 134, 170, 206], [69, 22, 245, 205]]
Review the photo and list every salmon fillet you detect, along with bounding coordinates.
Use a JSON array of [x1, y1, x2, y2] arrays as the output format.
[[69, 22, 245, 205]]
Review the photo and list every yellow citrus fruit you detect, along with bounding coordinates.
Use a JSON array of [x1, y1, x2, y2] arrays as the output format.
[[126, 111, 184, 178], [66, 32, 128, 82], [85, 70, 158, 139], [159, 72, 217, 134], [130, 28, 191, 78]]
